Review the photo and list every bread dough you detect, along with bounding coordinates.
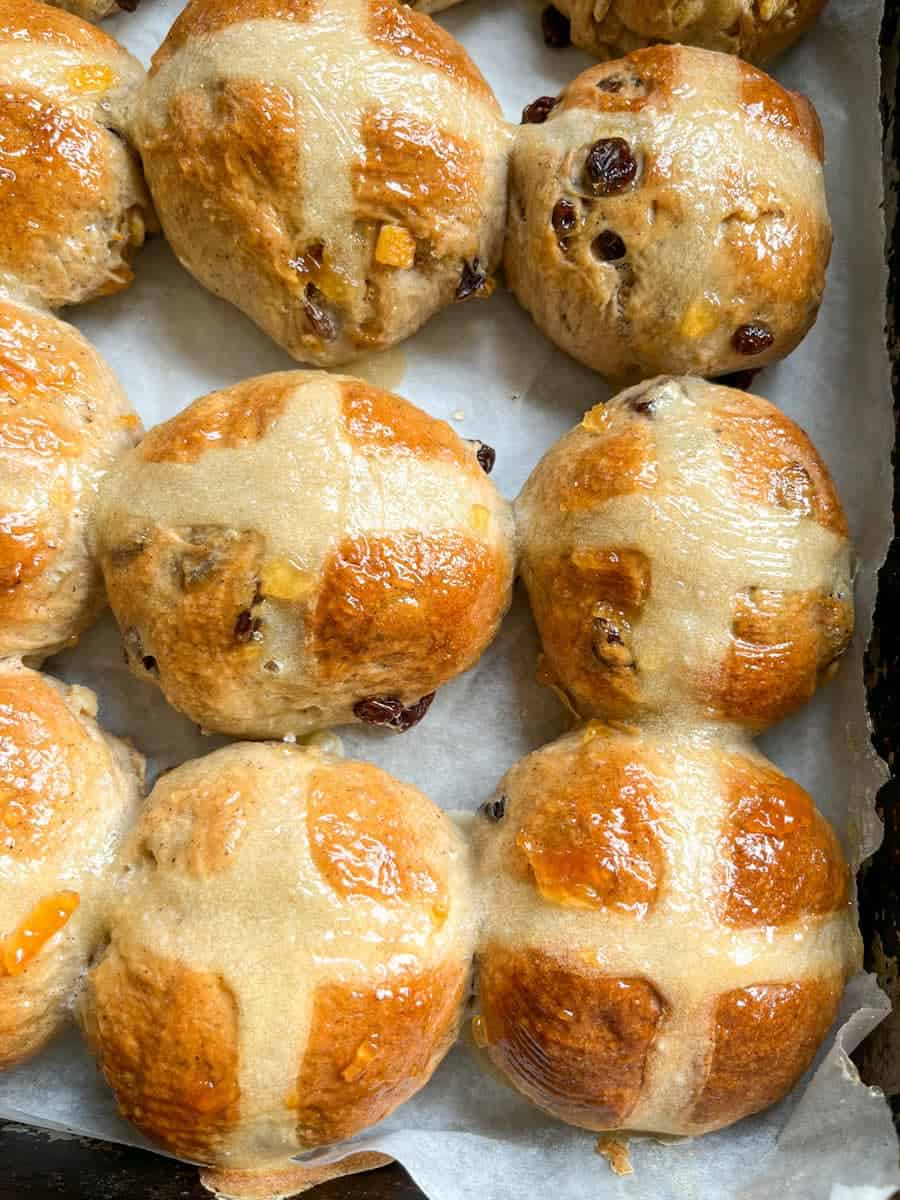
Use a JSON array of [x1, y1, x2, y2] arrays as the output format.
[[0, 663, 144, 1069], [134, 0, 510, 366], [82, 741, 475, 1167], [93, 370, 515, 738], [506, 46, 830, 384]]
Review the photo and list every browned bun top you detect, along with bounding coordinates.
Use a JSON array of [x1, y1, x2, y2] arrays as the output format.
[[516, 375, 852, 731], [472, 723, 859, 1135], [81, 741, 475, 1166]]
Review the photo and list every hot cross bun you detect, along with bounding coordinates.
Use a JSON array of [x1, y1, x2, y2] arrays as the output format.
[[0, 0, 151, 311], [549, 0, 827, 65], [472, 722, 859, 1135], [133, 0, 510, 366], [516, 375, 852, 731], [81, 741, 475, 1167], [0, 662, 144, 1068], [92, 370, 515, 738], [507, 46, 830, 384], [0, 302, 142, 661]]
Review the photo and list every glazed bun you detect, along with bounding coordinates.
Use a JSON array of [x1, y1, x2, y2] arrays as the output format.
[[0, 301, 141, 661], [516, 375, 852, 731], [82, 742, 475, 1167], [93, 371, 514, 738], [472, 723, 860, 1135], [507, 47, 830, 384], [0, 663, 143, 1069], [0, 0, 151, 311], [134, 0, 510, 366], [551, 0, 826, 65]]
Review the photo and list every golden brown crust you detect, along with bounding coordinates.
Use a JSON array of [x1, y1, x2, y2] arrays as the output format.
[[0, 672, 88, 859], [712, 393, 848, 538], [102, 524, 266, 722], [312, 532, 508, 695], [512, 740, 664, 914], [84, 944, 241, 1163], [366, 0, 496, 107], [554, 424, 657, 513], [715, 587, 853, 726], [200, 1154, 394, 1200], [523, 547, 650, 718], [0, 0, 122, 53], [307, 760, 449, 910], [353, 109, 483, 255], [737, 62, 825, 163], [140, 376, 292, 464], [691, 978, 841, 1128], [340, 379, 473, 469], [720, 757, 849, 927], [557, 46, 678, 114], [150, 0, 315, 75], [293, 963, 466, 1145], [479, 945, 666, 1129], [0, 88, 130, 305]]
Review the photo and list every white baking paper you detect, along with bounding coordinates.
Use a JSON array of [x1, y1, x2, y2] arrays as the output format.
[[0, 0, 897, 1194]]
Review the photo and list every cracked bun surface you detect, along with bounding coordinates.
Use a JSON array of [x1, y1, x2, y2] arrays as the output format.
[[515, 376, 853, 732], [506, 46, 830, 384], [0, 301, 142, 661], [0, 0, 152, 310], [0, 662, 143, 1069], [81, 741, 475, 1167], [134, 0, 510, 367], [472, 723, 860, 1135], [93, 370, 515, 738], [552, 0, 827, 65]]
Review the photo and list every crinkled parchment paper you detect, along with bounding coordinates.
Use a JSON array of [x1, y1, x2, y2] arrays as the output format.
[[0, 0, 897, 1195]]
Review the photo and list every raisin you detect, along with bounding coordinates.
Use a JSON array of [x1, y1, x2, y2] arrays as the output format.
[[303, 284, 337, 341], [117, 0, 140, 9], [732, 322, 774, 355], [551, 198, 577, 239], [476, 442, 496, 474], [718, 368, 762, 391], [541, 4, 571, 46], [592, 229, 626, 260], [141, 655, 158, 676], [584, 138, 637, 196], [482, 794, 507, 821], [597, 76, 624, 93], [353, 693, 435, 732], [457, 259, 487, 301], [522, 95, 559, 124], [234, 609, 260, 642]]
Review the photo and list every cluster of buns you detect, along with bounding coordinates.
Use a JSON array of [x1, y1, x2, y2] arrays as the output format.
[[472, 375, 859, 1135], [0, 0, 863, 1186]]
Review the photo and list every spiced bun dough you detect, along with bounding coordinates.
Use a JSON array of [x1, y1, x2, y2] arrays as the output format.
[[551, 0, 826, 65], [0, 0, 152, 311], [92, 371, 515, 739], [472, 723, 860, 1136], [81, 742, 476, 1167], [515, 375, 853, 731], [0, 662, 144, 1069], [0, 302, 142, 661], [507, 46, 830, 384], [133, 0, 510, 367]]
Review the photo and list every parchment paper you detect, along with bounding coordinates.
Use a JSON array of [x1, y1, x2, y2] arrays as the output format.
[[0, 0, 897, 1195]]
